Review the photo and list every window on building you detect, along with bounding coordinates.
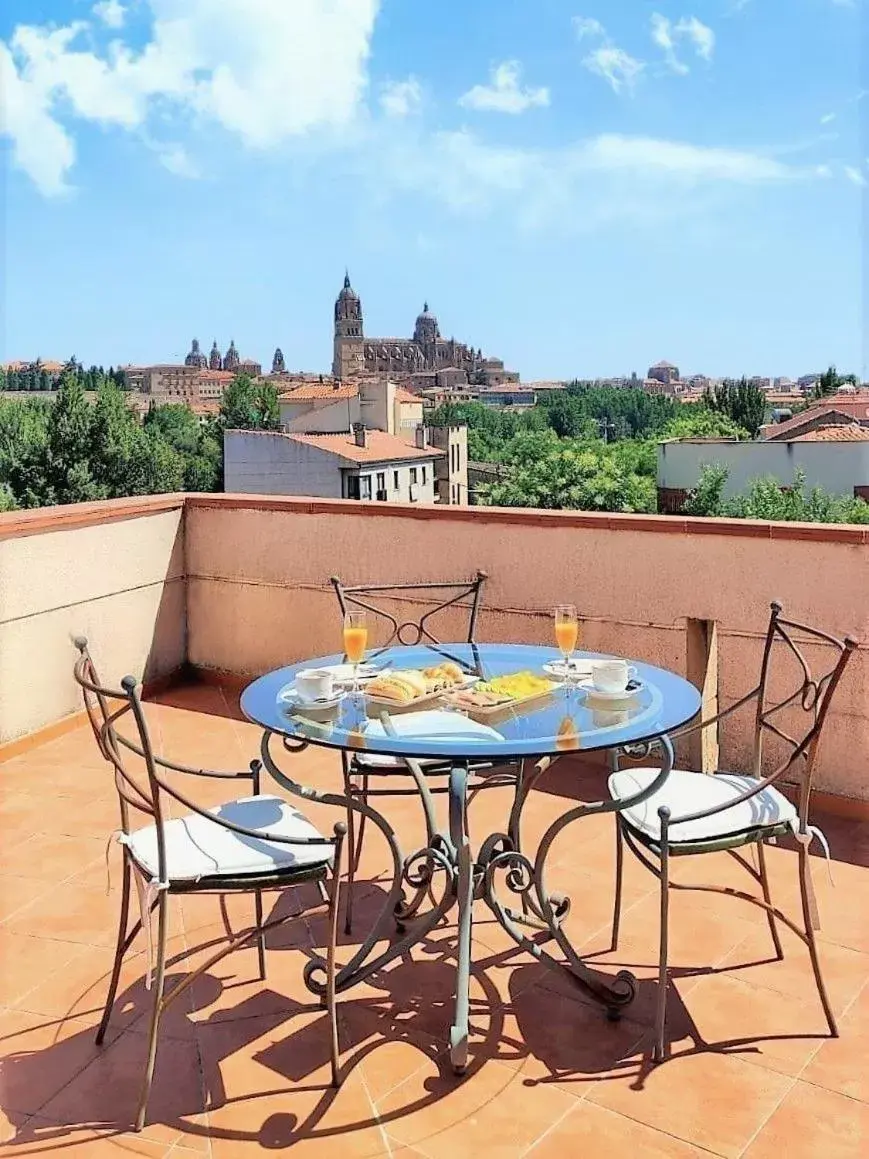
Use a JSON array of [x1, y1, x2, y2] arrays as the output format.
[[393, 470, 399, 490], [376, 472, 386, 492], [359, 474, 372, 500], [410, 468, 418, 484], [421, 467, 427, 485]]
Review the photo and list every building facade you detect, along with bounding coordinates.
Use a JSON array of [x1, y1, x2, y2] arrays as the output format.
[[331, 274, 518, 388]]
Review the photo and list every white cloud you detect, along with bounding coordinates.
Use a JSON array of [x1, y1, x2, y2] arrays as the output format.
[[573, 17, 606, 41], [584, 46, 645, 94], [820, 112, 837, 124], [458, 60, 550, 114], [379, 77, 421, 118], [155, 142, 199, 178], [93, 1, 126, 29], [651, 14, 715, 74], [844, 165, 867, 186], [1, 0, 381, 193]]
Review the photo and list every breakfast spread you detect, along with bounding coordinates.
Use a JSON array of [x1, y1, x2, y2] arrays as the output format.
[[446, 670, 557, 711], [365, 662, 466, 704]]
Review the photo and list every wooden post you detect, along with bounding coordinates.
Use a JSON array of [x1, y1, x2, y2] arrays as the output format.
[[686, 619, 719, 774]]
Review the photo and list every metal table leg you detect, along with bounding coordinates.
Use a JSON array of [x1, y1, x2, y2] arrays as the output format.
[[448, 763, 472, 1074]]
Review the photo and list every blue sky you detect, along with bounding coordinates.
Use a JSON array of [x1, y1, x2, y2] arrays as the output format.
[[1, 0, 866, 379]]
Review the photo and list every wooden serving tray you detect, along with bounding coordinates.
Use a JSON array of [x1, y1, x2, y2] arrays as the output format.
[[364, 677, 477, 715], [443, 684, 559, 719]]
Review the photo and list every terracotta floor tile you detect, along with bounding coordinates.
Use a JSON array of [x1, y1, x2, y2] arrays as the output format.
[[527, 1100, 710, 1157], [718, 923, 869, 1017], [34, 1026, 211, 1152], [376, 1052, 577, 1158], [2, 1116, 174, 1157], [586, 1044, 794, 1158], [0, 876, 55, 924], [661, 971, 832, 1077], [742, 1080, 869, 1159], [0, 833, 105, 882], [0, 932, 87, 1007], [196, 1011, 390, 1158], [0, 1009, 108, 1117], [3, 884, 137, 948], [801, 979, 869, 1102]]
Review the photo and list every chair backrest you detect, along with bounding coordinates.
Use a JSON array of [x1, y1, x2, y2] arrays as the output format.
[[73, 637, 166, 848], [752, 602, 857, 820], [329, 571, 488, 649]]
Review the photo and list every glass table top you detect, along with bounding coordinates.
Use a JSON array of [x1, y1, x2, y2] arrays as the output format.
[[240, 643, 701, 761]]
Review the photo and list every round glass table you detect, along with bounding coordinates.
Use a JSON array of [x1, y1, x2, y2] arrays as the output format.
[[242, 643, 701, 1074]]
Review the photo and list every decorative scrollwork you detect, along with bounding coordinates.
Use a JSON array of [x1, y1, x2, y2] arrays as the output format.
[[303, 955, 328, 997], [484, 847, 535, 902]]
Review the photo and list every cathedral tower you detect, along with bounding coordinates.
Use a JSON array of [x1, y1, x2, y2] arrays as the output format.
[[332, 272, 365, 379]]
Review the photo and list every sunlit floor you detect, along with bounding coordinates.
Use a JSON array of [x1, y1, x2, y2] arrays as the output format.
[[2, 683, 868, 1158]]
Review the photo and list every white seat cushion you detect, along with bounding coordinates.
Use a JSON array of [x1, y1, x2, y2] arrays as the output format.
[[125, 795, 332, 883], [608, 767, 797, 845]]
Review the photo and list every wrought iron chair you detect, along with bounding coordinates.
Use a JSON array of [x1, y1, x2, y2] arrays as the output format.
[[73, 638, 346, 1132], [329, 573, 520, 932], [607, 602, 857, 1062]]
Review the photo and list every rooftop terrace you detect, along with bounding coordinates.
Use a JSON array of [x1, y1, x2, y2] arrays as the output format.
[[1, 494, 868, 1157]]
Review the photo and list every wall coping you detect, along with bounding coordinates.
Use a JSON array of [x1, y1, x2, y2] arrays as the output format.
[[0, 490, 867, 545]]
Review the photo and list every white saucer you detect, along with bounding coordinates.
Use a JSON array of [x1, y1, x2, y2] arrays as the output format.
[[323, 663, 387, 686], [279, 686, 347, 711], [584, 680, 645, 703]]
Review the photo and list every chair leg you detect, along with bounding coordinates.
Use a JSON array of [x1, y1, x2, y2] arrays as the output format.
[[134, 892, 169, 1133], [341, 754, 356, 936], [353, 773, 369, 871], [756, 839, 784, 961], [798, 841, 838, 1037], [327, 835, 346, 1088], [611, 818, 625, 952], [254, 889, 267, 981], [654, 808, 671, 1064], [96, 854, 132, 1046]]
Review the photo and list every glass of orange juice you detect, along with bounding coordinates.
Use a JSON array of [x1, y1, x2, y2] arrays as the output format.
[[343, 611, 368, 697], [554, 605, 579, 681]]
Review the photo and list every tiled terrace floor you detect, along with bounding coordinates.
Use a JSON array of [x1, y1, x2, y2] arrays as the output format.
[[2, 683, 869, 1158]]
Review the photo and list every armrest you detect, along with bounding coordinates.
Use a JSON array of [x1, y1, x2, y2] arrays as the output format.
[[152, 771, 339, 847], [115, 733, 260, 781]]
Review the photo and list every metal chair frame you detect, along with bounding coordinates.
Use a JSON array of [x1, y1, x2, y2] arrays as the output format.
[[609, 602, 858, 1062], [328, 573, 522, 934], [73, 638, 346, 1132]]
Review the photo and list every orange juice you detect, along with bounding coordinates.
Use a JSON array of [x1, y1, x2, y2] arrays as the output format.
[[554, 619, 578, 657], [343, 625, 368, 663], [556, 716, 580, 752]]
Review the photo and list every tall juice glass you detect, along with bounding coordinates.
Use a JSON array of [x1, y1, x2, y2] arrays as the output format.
[[343, 611, 368, 698], [554, 605, 579, 682]]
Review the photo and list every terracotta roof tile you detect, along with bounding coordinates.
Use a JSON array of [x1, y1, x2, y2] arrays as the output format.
[[790, 425, 869, 442], [395, 388, 421, 403], [287, 430, 445, 464], [279, 383, 358, 401]]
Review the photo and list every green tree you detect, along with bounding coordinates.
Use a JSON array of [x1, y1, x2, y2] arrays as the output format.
[[43, 374, 103, 504], [703, 378, 766, 437], [0, 483, 16, 512], [661, 407, 748, 441], [0, 397, 50, 508], [814, 365, 858, 399], [219, 374, 280, 431], [684, 465, 869, 524]]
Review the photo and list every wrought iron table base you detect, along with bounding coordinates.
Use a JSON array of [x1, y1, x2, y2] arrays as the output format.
[[261, 731, 676, 1075]]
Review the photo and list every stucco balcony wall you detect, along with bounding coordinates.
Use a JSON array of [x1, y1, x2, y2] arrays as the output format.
[[2, 494, 866, 801]]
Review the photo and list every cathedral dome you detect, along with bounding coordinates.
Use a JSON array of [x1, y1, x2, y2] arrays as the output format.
[[337, 272, 359, 302], [416, 301, 437, 326]]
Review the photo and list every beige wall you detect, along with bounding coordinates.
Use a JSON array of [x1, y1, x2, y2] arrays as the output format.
[[2, 494, 867, 802], [186, 498, 869, 800], [0, 500, 186, 743]]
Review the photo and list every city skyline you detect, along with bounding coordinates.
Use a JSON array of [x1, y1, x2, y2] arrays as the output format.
[[1, 1, 866, 378]]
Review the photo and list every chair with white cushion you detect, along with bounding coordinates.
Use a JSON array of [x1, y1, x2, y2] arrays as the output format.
[[330, 573, 520, 932], [73, 639, 346, 1132], [607, 602, 857, 1062]]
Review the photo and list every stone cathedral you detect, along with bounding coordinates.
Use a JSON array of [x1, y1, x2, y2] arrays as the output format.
[[331, 274, 518, 388]]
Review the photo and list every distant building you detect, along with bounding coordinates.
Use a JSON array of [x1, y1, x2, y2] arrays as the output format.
[[657, 429, 869, 511], [331, 273, 519, 388], [760, 394, 869, 441], [225, 375, 468, 505], [185, 338, 261, 378], [647, 360, 681, 387]]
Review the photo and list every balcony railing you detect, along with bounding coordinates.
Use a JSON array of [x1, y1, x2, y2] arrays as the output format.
[[1, 493, 866, 805]]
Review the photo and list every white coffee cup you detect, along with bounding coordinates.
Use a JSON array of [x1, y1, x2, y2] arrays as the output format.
[[294, 668, 335, 703], [592, 660, 637, 694]]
